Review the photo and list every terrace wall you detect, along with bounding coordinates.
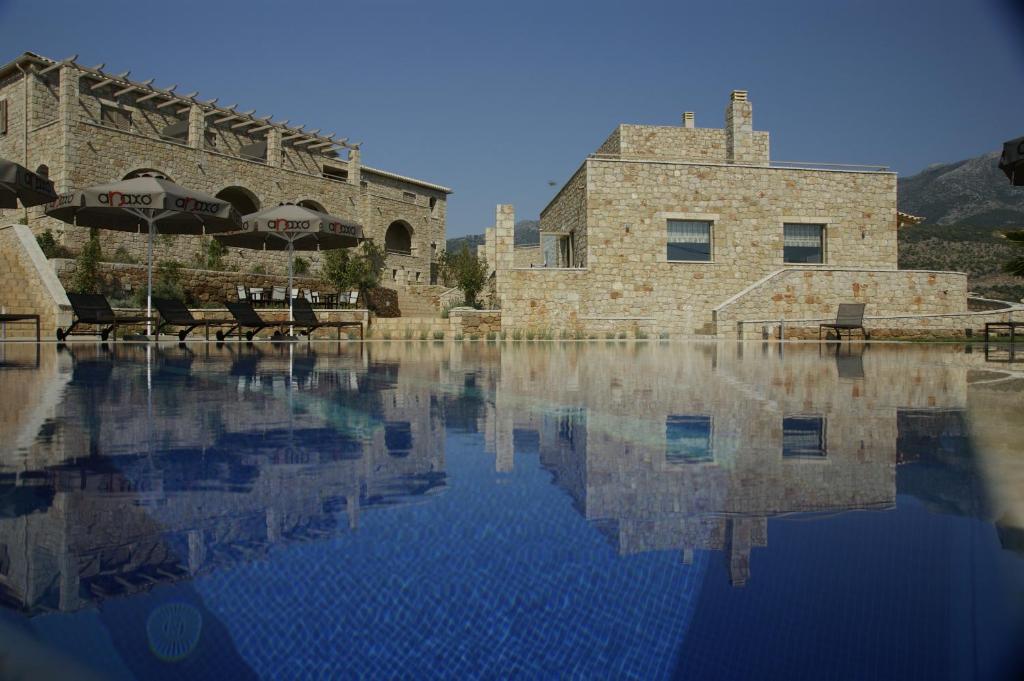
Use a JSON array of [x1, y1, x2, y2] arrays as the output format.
[[0, 224, 71, 339]]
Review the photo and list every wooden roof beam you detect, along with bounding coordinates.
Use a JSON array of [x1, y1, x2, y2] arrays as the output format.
[[157, 91, 196, 109], [115, 78, 154, 98], [135, 85, 176, 104], [37, 55, 78, 76], [207, 104, 235, 118]]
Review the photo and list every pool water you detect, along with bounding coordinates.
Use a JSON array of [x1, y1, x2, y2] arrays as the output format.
[[0, 341, 1021, 680]]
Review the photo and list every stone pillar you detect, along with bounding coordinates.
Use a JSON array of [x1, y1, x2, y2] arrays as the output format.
[[484, 227, 496, 274], [682, 112, 695, 128], [267, 128, 282, 167], [187, 529, 206, 574], [725, 90, 753, 165], [188, 104, 205, 150], [495, 205, 515, 272], [57, 66, 80, 192], [347, 146, 361, 186]]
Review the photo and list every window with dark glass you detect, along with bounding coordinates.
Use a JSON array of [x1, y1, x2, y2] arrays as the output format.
[[323, 165, 349, 182], [100, 104, 132, 131], [667, 220, 712, 262], [666, 415, 713, 463], [384, 421, 413, 456], [783, 223, 825, 263], [782, 415, 827, 458]]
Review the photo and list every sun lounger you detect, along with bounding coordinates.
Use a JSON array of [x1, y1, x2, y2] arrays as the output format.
[[58, 293, 156, 341], [291, 297, 364, 340], [152, 298, 234, 341], [218, 300, 282, 341], [819, 303, 868, 341]]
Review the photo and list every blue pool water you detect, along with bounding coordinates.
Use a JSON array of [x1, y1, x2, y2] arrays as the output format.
[[0, 341, 1021, 680]]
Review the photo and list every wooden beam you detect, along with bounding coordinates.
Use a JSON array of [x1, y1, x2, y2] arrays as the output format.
[[115, 79, 153, 98], [37, 55, 78, 76], [207, 104, 235, 118], [136, 85, 176, 104]]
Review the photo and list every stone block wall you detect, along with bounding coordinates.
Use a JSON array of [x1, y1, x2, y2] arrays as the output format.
[[448, 309, 501, 338], [713, 268, 968, 336], [0, 224, 71, 339], [512, 245, 542, 268]]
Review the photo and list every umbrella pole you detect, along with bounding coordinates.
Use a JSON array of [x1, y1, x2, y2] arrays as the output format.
[[288, 239, 294, 336], [147, 218, 155, 337]]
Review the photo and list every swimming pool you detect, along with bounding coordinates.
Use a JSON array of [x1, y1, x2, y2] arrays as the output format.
[[0, 341, 1021, 680]]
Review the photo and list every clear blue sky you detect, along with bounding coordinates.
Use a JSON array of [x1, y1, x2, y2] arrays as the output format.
[[1, 0, 1022, 236]]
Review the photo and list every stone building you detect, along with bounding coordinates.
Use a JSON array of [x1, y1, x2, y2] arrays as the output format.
[[0, 52, 451, 286], [488, 91, 979, 338]]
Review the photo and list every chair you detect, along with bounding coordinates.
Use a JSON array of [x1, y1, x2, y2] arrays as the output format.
[[271, 286, 287, 307], [291, 288, 301, 304], [152, 298, 234, 341], [236, 284, 249, 302], [819, 303, 868, 341], [249, 287, 264, 303], [218, 301, 283, 341], [58, 293, 156, 341], [310, 291, 321, 306], [291, 297, 364, 340]]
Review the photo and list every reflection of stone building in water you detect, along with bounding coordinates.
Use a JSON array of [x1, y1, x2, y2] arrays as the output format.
[[0, 344, 445, 615], [485, 343, 973, 586]]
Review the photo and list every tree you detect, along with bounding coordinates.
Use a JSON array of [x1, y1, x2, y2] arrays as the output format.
[[1003, 230, 1024, 277], [322, 241, 387, 295], [70, 229, 102, 294], [441, 244, 489, 307]]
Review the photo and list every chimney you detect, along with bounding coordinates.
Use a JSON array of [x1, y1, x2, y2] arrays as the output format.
[[682, 111, 695, 128], [725, 89, 753, 164]]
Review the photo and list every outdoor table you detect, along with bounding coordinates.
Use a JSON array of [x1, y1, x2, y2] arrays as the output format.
[[320, 293, 339, 308], [250, 287, 264, 303], [985, 321, 1021, 344], [0, 313, 41, 342]]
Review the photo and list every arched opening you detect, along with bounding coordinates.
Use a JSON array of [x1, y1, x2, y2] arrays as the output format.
[[215, 186, 260, 216], [385, 220, 413, 254], [124, 168, 173, 182], [297, 199, 326, 213]]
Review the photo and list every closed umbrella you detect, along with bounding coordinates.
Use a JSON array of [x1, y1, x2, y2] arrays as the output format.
[[0, 157, 57, 208], [46, 173, 240, 335], [215, 203, 363, 331]]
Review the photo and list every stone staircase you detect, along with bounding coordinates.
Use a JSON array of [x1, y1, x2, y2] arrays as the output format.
[[395, 285, 446, 318]]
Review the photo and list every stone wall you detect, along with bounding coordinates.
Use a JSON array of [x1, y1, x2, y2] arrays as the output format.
[[0, 224, 71, 339], [512, 245, 543, 268], [712, 268, 971, 338], [52, 259, 337, 307], [447, 309, 501, 338], [538, 164, 588, 266]]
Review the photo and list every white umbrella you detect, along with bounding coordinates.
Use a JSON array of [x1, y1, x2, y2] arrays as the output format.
[[215, 203, 363, 331], [46, 173, 240, 335]]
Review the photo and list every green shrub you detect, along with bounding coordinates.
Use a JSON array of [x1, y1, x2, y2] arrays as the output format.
[[436, 245, 489, 307], [525, 329, 535, 341], [420, 330, 428, 341], [486, 331, 497, 342], [112, 246, 137, 264], [250, 264, 267, 275], [454, 333, 464, 341], [70, 229, 102, 294], [634, 328, 648, 340], [617, 331, 627, 340], [36, 229, 70, 259], [432, 330, 445, 340], [322, 241, 386, 297], [605, 332, 615, 339], [511, 329, 522, 341], [403, 327, 414, 340], [152, 260, 187, 303], [658, 331, 670, 340], [293, 256, 310, 276]]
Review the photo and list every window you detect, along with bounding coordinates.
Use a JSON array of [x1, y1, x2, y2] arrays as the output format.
[[782, 415, 827, 458], [429, 196, 438, 215], [240, 140, 267, 163], [323, 165, 349, 182], [385, 421, 413, 456], [385, 221, 413, 254], [160, 120, 188, 143], [100, 104, 132, 131], [541, 231, 575, 267], [667, 220, 712, 262], [0, 99, 7, 136], [784, 223, 825, 264], [204, 130, 218, 149], [403, 191, 416, 202], [666, 416, 713, 463]]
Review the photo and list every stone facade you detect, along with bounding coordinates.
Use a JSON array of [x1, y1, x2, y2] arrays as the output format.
[[488, 90, 964, 337], [0, 52, 450, 284], [0, 224, 71, 338]]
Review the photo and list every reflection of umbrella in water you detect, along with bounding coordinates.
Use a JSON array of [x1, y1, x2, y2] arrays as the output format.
[[46, 173, 240, 335], [216, 203, 363, 332], [999, 136, 1024, 186]]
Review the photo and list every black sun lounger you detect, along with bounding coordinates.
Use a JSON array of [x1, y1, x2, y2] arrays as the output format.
[[218, 300, 282, 341], [818, 303, 868, 341], [291, 297, 364, 340], [58, 293, 156, 341], [152, 297, 235, 341]]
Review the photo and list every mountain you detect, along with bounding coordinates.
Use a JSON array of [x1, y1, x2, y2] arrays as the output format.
[[898, 151, 1024, 225], [446, 220, 540, 254]]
